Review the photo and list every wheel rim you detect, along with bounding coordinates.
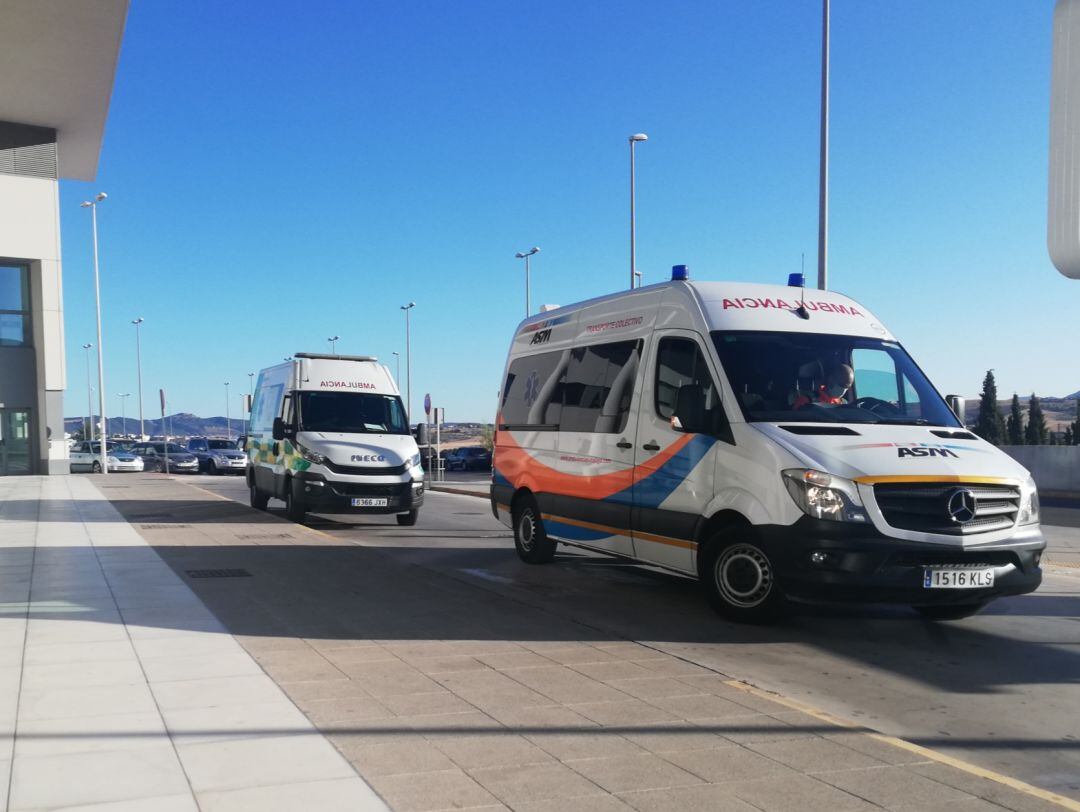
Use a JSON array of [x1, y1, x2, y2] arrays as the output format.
[[518, 508, 536, 552], [715, 544, 773, 608], [92, 462, 100, 473]]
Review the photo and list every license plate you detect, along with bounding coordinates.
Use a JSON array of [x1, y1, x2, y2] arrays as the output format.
[[351, 498, 388, 507], [923, 568, 995, 589]]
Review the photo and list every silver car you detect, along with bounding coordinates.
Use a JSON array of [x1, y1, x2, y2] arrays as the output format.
[[187, 437, 248, 475]]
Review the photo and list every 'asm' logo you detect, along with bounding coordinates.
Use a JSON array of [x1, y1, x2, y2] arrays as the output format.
[[897, 447, 958, 458], [530, 329, 552, 346]]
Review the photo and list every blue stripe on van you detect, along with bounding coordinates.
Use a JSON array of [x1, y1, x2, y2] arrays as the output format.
[[605, 434, 716, 509]]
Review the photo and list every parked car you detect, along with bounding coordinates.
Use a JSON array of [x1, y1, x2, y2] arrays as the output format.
[[187, 437, 248, 475], [129, 442, 200, 474], [70, 441, 144, 473], [446, 446, 492, 471]]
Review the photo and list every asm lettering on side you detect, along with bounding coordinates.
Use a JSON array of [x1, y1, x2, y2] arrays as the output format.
[[530, 329, 552, 346], [897, 447, 958, 459]]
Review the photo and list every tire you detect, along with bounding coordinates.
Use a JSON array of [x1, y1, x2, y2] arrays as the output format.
[[284, 485, 307, 522], [702, 536, 785, 623], [513, 495, 556, 563], [249, 484, 269, 511], [397, 509, 419, 526], [91, 461, 102, 474], [915, 602, 988, 621], [207, 460, 218, 476]]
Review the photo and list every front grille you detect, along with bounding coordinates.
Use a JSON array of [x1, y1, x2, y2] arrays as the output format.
[[888, 551, 1020, 568], [331, 482, 411, 498], [874, 483, 1020, 536], [325, 459, 408, 475]]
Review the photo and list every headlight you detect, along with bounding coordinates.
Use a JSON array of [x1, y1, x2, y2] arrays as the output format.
[[1018, 476, 1040, 526], [782, 469, 869, 523], [295, 441, 327, 465], [410, 452, 421, 468]]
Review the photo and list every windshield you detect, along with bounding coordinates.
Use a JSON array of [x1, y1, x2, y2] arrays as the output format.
[[297, 391, 409, 434], [88, 443, 119, 453], [711, 331, 960, 427], [207, 440, 235, 450], [152, 443, 188, 454]]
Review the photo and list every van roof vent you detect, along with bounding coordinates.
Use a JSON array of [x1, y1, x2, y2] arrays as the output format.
[[294, 352, 378, 362]]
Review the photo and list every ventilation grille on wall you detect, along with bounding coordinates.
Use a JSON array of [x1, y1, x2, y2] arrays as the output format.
[[0, 121, 59, 180]]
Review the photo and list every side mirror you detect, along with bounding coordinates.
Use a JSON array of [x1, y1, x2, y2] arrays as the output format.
[[415, 422, 430, 445], [272, 417, 285, 441], [245, 394, 253, 413], [945, 395, 966, 424]]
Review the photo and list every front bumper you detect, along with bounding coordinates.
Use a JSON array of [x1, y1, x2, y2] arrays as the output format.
[[756, 518, 1045, 606], [209, 457, 248, 473], [108, 461, 144, 472], [166, 461, 200, 473], [293, 471, 425, 514]]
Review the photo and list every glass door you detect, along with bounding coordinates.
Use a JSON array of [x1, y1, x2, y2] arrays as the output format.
[[0, 409, 32, 475]]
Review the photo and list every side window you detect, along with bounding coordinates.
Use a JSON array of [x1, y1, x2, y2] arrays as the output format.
[[500, 350, 569, 428], [852, 349, 899, 402], [901, 373, 922, 416], [282, 394, 294, 426], [655, 337, 719, 419], [560, 340, 641, 433]]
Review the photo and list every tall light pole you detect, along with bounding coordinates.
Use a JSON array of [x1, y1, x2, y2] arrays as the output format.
[[118, 393, 131, 437], [514, 247, 540, 317], [817, 0, 830, 290], [392, 351, 400, 384], [82, 343, 95, 441], [81, 192, 109, 473], [400, 302, 415, 423], [224, 382, 231, 440], [248, 372, 254, 396], [132, 318, 145, 439], [328, 335, 340, 353], [629, 133, 648, 289]]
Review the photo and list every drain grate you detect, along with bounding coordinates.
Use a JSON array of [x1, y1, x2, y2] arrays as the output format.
[[185, 568, 252, 579], [140, 523, 192, 530]]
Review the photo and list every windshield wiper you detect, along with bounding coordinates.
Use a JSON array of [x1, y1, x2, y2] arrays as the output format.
[[874, 417, 930, 425]]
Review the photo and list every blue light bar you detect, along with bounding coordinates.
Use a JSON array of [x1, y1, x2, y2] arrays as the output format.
[[671, 265, 689, 281], [788, 272, 806, 288]]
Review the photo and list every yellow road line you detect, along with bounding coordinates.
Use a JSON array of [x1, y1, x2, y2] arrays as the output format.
[[723, 679, 1080, 811]]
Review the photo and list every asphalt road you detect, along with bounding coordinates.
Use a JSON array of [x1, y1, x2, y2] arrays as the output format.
[[186, 473, 1080, 800]]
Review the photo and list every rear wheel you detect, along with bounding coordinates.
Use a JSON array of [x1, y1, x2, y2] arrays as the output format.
[[284, 486, 307, 522], [702, 536, 785, 623], [91, 461, 102, 474], [397, 509, 419, 526], [249, 484, 269, 511], [915, 602, 988, 621], [207, 460, 219, 476], [513, 495, 556, 563]]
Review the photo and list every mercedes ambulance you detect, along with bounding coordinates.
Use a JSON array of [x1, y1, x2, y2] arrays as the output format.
[[247, 353, 425, 524], [491, 267, 1044, 622]]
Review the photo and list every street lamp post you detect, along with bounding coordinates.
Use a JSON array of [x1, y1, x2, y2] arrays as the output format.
[[132, 317, 145, 439], [328, 335, 340, 354], [514, 247, 540, 317], [80, 192, 109, 474], [82, 343, 94, 441], [629, 133, 648, 289], [224, 382, 231, 440], [118, 393, 130, 438], [817, 0, 830, 290], [400, 303, 415, 423]]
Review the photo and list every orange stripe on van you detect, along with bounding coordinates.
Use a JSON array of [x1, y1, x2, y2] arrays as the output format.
[[540, 513, 696, 550], [855, 475, 1021, 486]]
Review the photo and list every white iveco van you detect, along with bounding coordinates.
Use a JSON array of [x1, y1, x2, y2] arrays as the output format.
[[491, 267, 1044, 622], [247, 353, 424, 524]]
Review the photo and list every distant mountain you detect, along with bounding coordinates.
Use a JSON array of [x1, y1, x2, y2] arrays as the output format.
[[65, 413, 243, 438], [1066, 390, 1080, 400]]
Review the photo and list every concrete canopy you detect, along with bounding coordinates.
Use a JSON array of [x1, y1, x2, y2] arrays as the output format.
[[0, 0, 129, 181]]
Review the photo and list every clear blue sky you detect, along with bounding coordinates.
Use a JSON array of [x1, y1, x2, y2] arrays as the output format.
[[60, 0, 1075, 425]]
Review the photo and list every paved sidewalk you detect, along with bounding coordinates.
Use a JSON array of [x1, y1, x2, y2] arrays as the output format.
[[0, 476, 386, 811], [48, 473, 1075, 812]]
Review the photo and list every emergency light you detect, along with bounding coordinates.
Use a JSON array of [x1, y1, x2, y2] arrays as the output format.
[[671, 265, 689, 281], [788, 272, 805, 287]]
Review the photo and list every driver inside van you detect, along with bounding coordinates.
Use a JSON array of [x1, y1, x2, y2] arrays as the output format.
[[793, 363, 854, 410]]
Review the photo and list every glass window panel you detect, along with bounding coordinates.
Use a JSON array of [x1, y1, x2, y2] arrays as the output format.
[[500, 349, 569, 427], [0, 314, 26, 346], [560, 340, 639, 433], [655, 338, 719, 419], [0, 266, 27, 311]]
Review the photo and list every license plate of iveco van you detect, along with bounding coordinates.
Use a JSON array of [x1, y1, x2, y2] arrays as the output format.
[[351, 498, 388, 507], [923, 568, 995, 589]]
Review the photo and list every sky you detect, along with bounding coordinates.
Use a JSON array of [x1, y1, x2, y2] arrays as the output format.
[[59, 0, 1076, 425]]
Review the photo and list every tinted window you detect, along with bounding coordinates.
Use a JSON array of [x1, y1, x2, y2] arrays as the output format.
[[297, 392, 408, 434], [189, 440, 207, 451], [250, 382, 283, 435], [500, 350, 569, 428], [207, 440, 234, 449], [561, 341, 640, 433], [655, 338, 720, 419], [0, 265, 30, 347]]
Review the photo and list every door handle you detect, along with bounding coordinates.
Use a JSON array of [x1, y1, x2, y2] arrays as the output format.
[[642, 442, 660, 452], [616, 441, 632, 449]]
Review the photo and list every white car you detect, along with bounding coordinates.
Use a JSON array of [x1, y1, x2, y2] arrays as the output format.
[[70, 441, 145, 473]]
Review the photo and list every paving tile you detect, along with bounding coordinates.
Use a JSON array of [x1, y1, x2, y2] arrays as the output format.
[[9, 743, 190, 809], [475, 649, 554, 671], [151, 675, 290, 711], [822, 731, 935, 766], [817, 764, 978, 809], [301, 694, 394, 725], [45, 793, 200, 811], [140, 651, 265, 683], [726, 773, 879, 811], [160, 700, 313, 745], [619, 725, 730, 754], [569, 661, 657, 683], [663, 744, 799, 783], [627, 658, 714, 678], [197, 777, 387, 811], [746, 737, 888, 773], [568, 700, 681, 727], [514, 795, 636, 812], [566, 753, 704, 793], [20, 659, 146, 690], [908, 762, 1070, 812], [23, 639, 137, 666], [377, 689, 477, 717], [605, 677, 700, 701], [507, 666, 631, 705], [368, 768, 498, 811], [251, 649, 347, 683], [435, 670, 553, 710], [14, 711, 168, 758], [528, 645, 621, 666], [176, 734, 357, 793], [618, 784, 760, 812], [320, 645, 402, 669], [433, 732, 554, 770], [339, 738, 457, 777], [403, 710, 501, 735], [278, 678, 371, 705], [18, 682, 159, 722], [471, 761, 605, 804], [703, 712, 815, 745]]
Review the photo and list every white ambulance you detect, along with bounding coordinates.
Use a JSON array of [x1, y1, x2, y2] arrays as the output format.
[[491, 267, 1044, 622], [247, 353, 424, 524]]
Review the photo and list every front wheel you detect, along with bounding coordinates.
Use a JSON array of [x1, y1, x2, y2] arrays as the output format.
[[284, 486, 307, 522], [91, 461, 102, 474], [250, 484, 269, 511], [207, 460, 218, 476], [915, 602, 988, 621], [397, 510, 419, 526], [513, 496, 556, 563], [702, 537, 786, 623]]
